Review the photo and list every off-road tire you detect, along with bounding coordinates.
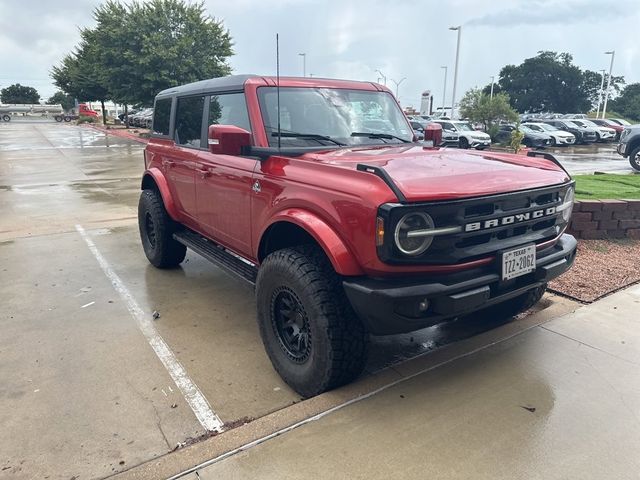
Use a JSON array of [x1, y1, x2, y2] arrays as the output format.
[[138, 189, 186, 268], [256, 245, 368, 398], [629, 146, 640, 172], [459, 137, 470, 149], [478, 284, 547, 321]]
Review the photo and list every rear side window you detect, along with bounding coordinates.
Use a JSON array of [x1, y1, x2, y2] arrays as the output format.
[[152, 98, 171, 136], [209, 93, 251, 132], [175, 96, 205, 147]]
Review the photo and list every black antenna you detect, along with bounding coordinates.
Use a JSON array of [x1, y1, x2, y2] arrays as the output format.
[[276, 33, 281, 151]]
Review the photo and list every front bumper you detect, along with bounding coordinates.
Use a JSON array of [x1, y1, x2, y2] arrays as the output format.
[[617, 142, 628, 157], [470, 138, 491, 148], [557, 136, 575, 145], [343, 234, 577, 335]]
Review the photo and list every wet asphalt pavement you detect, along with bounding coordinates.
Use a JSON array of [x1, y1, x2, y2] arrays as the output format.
[[0, 118, 610, 478]]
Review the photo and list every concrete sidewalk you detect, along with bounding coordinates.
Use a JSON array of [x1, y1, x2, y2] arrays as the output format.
[[186, 284, 640, 480]]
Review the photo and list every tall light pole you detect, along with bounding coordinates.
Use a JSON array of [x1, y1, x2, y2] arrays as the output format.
[[595, 69, 606, 118], [490, 76, 495, 100], [298, 53, 306, 77], [449, 26, 461, 118], [391, 77, 406, 99], [602, 50, 615, 119], [375, 69, 387, 86], [440, 66, 448, 111]]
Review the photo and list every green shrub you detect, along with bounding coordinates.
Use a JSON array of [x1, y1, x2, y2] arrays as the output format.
[[77, 115, 98, 124], [510, 126, 525, 153]]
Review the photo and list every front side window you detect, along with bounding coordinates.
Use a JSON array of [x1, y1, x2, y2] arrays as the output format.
[[152, 98, 171, 136], [257, 87, 412, 147], [175, 96, 205, 147], [209, 93, 251, 132]]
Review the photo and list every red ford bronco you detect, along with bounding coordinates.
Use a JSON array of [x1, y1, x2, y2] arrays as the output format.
[[138, 75, 577, 397]]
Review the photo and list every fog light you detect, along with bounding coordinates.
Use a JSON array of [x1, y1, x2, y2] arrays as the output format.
[[418, 298, 430, 312]]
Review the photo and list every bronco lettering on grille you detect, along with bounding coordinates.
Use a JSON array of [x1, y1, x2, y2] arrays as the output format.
[[465, 206, 557, 232]]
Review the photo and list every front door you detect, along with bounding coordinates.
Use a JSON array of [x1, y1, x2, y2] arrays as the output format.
[[195, 92, 257, 256]]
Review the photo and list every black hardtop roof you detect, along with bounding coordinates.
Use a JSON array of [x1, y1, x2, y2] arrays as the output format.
[[156, 74, 259, 98]]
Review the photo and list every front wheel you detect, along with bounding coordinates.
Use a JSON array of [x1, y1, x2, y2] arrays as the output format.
[[256, 245, 368, 398], [459, 137, 469, 149], [629, 146, 640, 172], [550, 136, 557, 147], [138, 189, 186, 268]]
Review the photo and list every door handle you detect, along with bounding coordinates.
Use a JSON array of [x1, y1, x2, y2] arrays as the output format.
[[162, 160, 175, 168], [195, 168, 211, 178]]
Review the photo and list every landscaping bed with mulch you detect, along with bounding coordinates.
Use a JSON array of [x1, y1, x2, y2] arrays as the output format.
[[549, 238, 640, 302]]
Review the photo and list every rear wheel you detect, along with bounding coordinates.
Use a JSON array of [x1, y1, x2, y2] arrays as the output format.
[[64, 116, 72, 122], [459, 137, 469, 149], [629, 146, 640, 172], [138, 189, 186, 268], [2, 114, 10, 122], [256, 245, 368, 398]]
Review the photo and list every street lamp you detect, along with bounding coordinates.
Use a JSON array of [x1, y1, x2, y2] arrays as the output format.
[[449, 26, 461, 118], [390, 77, 406, 99], [298, 53, 306, 77], [596, 69, 606, 118], [601, 51, 615, 119], [440, 66, 448, 111], [490, 76, 495, 100], [375, 69, 387, 86]]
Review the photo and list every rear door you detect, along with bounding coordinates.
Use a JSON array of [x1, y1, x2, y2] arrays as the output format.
[[195, 92, 257, 256]]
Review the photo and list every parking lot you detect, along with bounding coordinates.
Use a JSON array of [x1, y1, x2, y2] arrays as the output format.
[[0, 119, 634, 479]]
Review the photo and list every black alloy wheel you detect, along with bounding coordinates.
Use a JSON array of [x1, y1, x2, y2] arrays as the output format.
[[271, 287, 312, 363]]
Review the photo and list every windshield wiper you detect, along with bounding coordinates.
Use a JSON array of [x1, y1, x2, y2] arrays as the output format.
[[350, 132, 411, 143], [270, 131, 346, 146]]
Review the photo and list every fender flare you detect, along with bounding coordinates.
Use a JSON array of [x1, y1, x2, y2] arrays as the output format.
[[261, 208, 364, 276], [141, 168, 179, 220]]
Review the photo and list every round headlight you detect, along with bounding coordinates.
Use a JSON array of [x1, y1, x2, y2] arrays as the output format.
[[394, 212, 435, 256], [561, 186, 575, 223]]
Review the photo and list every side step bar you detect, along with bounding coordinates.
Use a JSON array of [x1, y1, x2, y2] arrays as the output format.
[[173, 230, 257, 285]]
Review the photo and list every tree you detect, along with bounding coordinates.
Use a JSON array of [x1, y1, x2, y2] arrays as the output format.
[[459, 88, 518, 138], [47, 91, 75, 111], [51, 34, 111, 124], [609, 83, 640, 121], [89, 0, 233, 106], [581, 69, 625, 111], [488, 51, 626, 114], [1, 83, 40, 104]]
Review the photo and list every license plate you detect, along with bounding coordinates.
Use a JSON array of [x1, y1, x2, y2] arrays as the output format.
[[501, 244, 536, 281]]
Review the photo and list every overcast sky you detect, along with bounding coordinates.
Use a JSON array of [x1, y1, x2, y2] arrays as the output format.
[[1, 0, 638, 108]]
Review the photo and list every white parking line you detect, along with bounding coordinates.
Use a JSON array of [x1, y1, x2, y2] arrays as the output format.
[[75, 224, 224, 433]]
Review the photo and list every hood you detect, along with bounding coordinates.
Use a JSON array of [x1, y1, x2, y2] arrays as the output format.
[[525, 131, 551, 139], [306, 145, 569, 202]]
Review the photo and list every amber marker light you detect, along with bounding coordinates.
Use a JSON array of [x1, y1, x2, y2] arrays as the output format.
[[376, 217, 385, 246]]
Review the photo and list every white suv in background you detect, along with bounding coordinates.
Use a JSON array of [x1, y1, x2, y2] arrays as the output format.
[[434, 120, 491, 150], [570, 119, 616, 142], [523, 122, 576, 146]]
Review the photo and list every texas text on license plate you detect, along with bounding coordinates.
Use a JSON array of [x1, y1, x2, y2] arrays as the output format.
[[501, 244, 536, 281]]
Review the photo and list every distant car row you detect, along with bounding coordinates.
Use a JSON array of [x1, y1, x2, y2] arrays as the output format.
[[118, 108, 153, 128]]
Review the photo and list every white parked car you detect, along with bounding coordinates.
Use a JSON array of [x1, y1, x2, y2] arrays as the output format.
[[434, 120, 491, 150], [523, 122, 576, 146], [570, 119, 616, 142]]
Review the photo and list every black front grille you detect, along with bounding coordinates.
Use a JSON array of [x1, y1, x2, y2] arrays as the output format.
[[378, 183, 573, 265]]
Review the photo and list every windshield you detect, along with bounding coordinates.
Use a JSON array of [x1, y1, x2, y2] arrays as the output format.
[[563, 121, 579, 128], [455, 122, 475, 132], [528, 123, 552, 132], [616, 118, 631, 125], [257, 87, 413, 147], [520, 125, 535, 133], [580, 120, 598, 127]]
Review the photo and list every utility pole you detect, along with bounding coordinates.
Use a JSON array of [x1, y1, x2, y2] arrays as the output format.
[[298, 53, 306, 77], [440, 66, 448, 111], [602, 51, 615, 119], [375, 69, 387, 86], [390, 77, 406, 99], [595, 69, 606, 118], [490, 76, 495, 100], [449, 26, 461, 118]]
